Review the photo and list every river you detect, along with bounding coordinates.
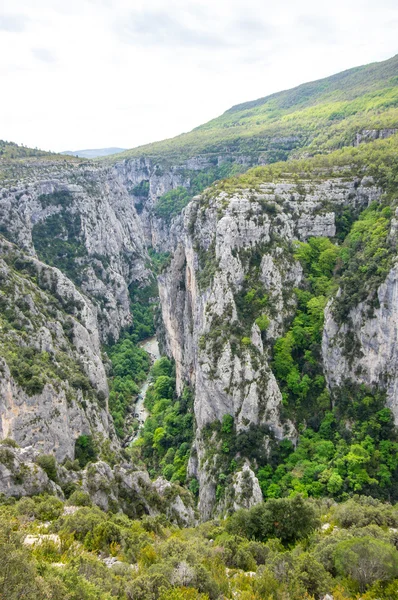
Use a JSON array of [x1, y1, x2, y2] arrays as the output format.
[[127, 336, 160, 445]]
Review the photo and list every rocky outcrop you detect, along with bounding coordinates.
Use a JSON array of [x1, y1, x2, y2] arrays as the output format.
[[0, 237, 116, 460], [0, 444, 62, 498], [232, 463, 263, 511], [323, 263, 398, 422], [159, 175, 382, 517], [354, 128, 398, 146], [0, 444, 196, 524]]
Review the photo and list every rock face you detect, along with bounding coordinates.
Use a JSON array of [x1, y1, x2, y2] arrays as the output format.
[[112, 154, 254, 251], [323, 263, 398, 422], [0, 237, 116, 460], [354, 128, 398, 146], [0, 161, 149, 342], [0, 151, 256, 480], [0, 444, 196, 525], [1, 142, 395, 520], [158, 175, 381, 517]]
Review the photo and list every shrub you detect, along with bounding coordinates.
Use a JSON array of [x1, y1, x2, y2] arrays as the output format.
[[36, 454, 58, 483], [0, 438, 19, 448], [67, 490, 92, 507], [75, 435, 97, 468], [227, 495, 319, 544], [34, 496, 64, 521], [334, 537, 398, 592]]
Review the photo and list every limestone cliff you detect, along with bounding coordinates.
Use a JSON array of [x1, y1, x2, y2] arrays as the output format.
[[323, 260, 398, 422], [0, 160, 149, 343], [0, 236, 116, 461], [158, 174, 382, 517]]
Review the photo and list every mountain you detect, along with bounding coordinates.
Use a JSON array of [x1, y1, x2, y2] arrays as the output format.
[[1, 54, 398, 598], [112, 53, 398, 162], [61, 147, 126, 159]]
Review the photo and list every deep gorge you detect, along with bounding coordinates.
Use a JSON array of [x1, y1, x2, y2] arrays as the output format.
[[2, 52, 398, 599]]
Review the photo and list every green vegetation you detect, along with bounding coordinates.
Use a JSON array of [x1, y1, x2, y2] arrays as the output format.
[[197, 179, 398, 505], [0, 140, 68, 160], [108, 247, 173, 439], [129, 280, 159, 341], [36, 454, 58, 483], [132, 180, 150, 198], [0, 237, 100, 405], [154, 163, 246, 221], [2, 493, 398, 598], [334, 202, 397, 320], [112, 54, 398, 164], [272, 236, 339, 424], [147, 248, 171, 275], [155, 187, 191, 221], [258, 384, 398, 500], [132, 358, 194, 485], [259, 232, 398, 501], [32, 192, 87, 285], [107, 333, 151, 437], [75, 435, 98, 468]]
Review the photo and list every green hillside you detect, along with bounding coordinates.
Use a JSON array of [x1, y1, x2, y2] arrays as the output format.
[[113, 54, 398, 163]]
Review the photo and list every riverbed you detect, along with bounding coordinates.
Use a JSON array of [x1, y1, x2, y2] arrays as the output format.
[[129, 336, 160, 443]]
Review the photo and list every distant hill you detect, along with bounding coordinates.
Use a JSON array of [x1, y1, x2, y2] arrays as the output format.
[[61, 148, 126, 159], [113, 53, 398, 163], [0, 140, 54, 159]]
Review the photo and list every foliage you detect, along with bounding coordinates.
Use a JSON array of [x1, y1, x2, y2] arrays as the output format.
[[129, 281, 159, 341], [272, 236, 339, 424], [155, 187, 191, 221], [334, 202, 397, 320], [257, 384, 398, 501], [107, 332, 151, 437], [227, 494, 319, 544], [334, 537, 398, 592], [132, 359, 194, 484], [2, 494, 398, 598], [132, 180, 150, 198], [75, 435, 97, 468], [36, 454, 58, 483], [148, 247, 171, 275], [0, 139, 58, 159]]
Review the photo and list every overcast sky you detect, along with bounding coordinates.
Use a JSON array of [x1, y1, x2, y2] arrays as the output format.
[[1, 0, 397, 152]]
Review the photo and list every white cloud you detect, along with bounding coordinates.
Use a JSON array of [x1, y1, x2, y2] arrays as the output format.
[[0, 0, 397, 152]]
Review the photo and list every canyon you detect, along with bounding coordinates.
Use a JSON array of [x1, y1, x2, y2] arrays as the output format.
[[1, 53, 398, 523]]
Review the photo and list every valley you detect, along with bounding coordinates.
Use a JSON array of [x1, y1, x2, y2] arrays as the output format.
[[1, 53, 398, 599]]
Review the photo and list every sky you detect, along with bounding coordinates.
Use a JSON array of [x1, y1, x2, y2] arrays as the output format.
[[0, 0, 397, 153]]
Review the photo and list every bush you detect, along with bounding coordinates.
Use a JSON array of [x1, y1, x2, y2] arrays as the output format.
[[0, 438, 19, 448], [58, 507, 106, 541], [16, 497, 35, 517], [36, 454, 58, 483], [75, 435, 97, 468], [66, 490, 92, 507], [34, 496, 64, 521], [334, 537, 398, 592], [227, 495, 319, 544]]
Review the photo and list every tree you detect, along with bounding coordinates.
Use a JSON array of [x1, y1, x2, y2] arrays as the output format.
[[227, 495, 319, 544], [334, 537, 398, 592]]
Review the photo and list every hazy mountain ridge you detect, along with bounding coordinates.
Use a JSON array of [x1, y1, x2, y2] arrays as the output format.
[[61, 147, 126, 159]]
